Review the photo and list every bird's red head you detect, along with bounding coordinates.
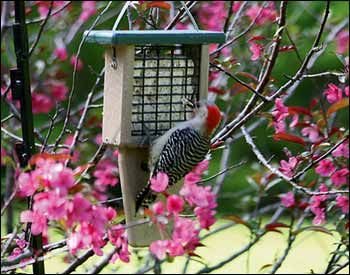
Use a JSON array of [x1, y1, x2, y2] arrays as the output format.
[[206, 104, 222, 135]]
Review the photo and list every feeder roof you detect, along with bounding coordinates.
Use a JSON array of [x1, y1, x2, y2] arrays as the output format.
[[83, 30, 225, 45]]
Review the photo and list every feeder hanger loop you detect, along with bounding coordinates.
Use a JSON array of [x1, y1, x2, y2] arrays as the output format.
[[110, 1, 132, 69]]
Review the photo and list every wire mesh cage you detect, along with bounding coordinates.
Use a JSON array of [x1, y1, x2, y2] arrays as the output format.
[[132, 45, 200, 137], [84, 30, 225, 246]]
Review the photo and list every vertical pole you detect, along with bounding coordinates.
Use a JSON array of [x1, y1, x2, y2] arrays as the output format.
[[12, 1, 45, 274]]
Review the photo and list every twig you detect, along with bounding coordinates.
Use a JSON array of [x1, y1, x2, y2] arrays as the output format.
[[211, 1, 288, 144], [60, 248, 96, 274], [241, 126, 348, 196], [195, 207, 285, 274], [329, 261, 349, 274], [87, 247, 118, 274], [66, 67, 105, 166], [211, 2, 266, 56], [199, 160, 246, 185], [211, 63, 269, 102], [212, 1, 331, 144], [29, 1, 54, 56], [53, 2, 113, 152], [40, 107, 62, 153], [292, 135, 349, 181], [165, 1, 196, 30]]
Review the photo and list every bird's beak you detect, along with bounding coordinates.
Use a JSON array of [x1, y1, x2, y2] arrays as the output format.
[[182, 98, 195, 109]]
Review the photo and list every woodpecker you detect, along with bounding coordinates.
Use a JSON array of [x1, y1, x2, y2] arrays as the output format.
[[135, 100, 222, 213]]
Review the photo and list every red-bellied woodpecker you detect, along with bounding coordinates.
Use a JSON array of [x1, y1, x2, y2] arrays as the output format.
[[135, 100, 222, 213]]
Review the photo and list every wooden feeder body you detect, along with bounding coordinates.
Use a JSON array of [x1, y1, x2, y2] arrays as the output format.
[[85, 30, 225, 246]]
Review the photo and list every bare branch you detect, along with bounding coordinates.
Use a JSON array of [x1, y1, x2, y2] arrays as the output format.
[[241, 126, 348, 196]]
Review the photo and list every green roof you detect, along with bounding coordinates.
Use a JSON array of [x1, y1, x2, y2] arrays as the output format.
[[83, 30, 225, 45]]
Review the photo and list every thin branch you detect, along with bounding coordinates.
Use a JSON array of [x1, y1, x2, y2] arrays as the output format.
[[329, 261, 349, 274], [66, 67, 105, 166], [211, 63, 269, 102], [195, 207, 285, 274], [212, 1, 331, 144], [87, 247, 118, 274], [40, 107, 62, 153], [241, 126, 348, 196], [165, 1, 196, 30], [29, 1, 54, 57], [211, 2, 266, 56], [198, 160, 246, 184], [292, 135, 349, 181], [53, 2, 113, 152]]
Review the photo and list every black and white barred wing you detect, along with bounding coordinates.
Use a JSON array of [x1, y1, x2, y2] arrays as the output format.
[[135, 127, 210, 212]]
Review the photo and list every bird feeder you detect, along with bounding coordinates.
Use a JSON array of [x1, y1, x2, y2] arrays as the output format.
[[84, 30, 225, 246]]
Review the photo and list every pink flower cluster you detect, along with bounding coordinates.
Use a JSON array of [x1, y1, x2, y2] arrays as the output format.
[[197, 1, 228, 31], [246, 1, 277, 26], [323, 83, 349, 104], [79, 1, 97, 23], [148, 159, 217, 260], [17, 155, 128, 262]]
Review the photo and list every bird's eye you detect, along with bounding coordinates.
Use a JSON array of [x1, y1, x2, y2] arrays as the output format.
[[195, 102, 201, 108]]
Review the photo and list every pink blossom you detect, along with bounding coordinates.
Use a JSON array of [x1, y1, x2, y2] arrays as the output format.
[[50, 165, 75, 194], [315, 159, 336, 177], [33, 191, 67, 220], [70, 55, 84, 71], [152, 201, 165, 215], [272, 98, 289, 122], [167, 240, 185, 257], [273, 120, 286, 134], [17, 172, 39, 197], [150, 240, 169, 260], [193, 159, 209, 175], [331, 168, 349, 187], [279, 157, 298, 177], [67, 193, 92, 226], [301, 124, 319, 142], [310, 184, 328, 225], [175, 22, 189, 30], [323, 83, 343, 103], [246, 2, 277, 26], [194, 207, 216, 229], [16, 239, 27, 250], [280, 192, 295, 208], [93, 159, 118, 188], [232, 2, 242, 12], [94, 133, 102, 145], [184, 172, 201, 185], [249, 41, 263, 61], [173, 216, 199, 244], [289, 114, 299, 129], [53, 47, 68, 61], [38, 5, 49, 17], [336, 30, 349, 54], [110, 242, 130, 263], [332, 142, 349, 158], [20, 210, 47, 235], [32, 92, 54, 114], [150, 172, 169, 192], [51, 81, 68, 101], [336, 195, 349, 213], [67, 232, 85, 255], [79, 1, 97, 22], [312, 208, 326, 225], [167, 195, 184, 214], [345, 86, 349, 97], [180, 183, 216, 209], [197, 1, 227, 31], [8, 247, 23, 261]]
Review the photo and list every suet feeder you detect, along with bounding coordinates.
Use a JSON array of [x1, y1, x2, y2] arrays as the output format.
[[84, 30, 225, 246]]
